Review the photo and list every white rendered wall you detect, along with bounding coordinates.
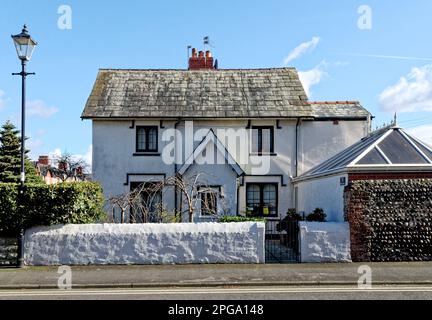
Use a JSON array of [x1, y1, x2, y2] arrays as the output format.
[[92, 120, 296, 220], [24, 222, 265, 266], [295, 174, 347, 222], [92, 119, 367, 221], [92, 120, 177, 219], [299, 120, 368, 175], [299, 222, 351, 263]]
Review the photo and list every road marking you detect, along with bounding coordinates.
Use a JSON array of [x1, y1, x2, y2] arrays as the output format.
[[1, 286, 432, 297]]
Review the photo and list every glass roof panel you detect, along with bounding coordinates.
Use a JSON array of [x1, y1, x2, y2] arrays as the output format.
[[357, 147, 388, 165], [412, 139, 432, 162], [378, 130, 428, 164]]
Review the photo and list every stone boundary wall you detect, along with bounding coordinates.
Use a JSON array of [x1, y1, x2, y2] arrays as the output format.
[[299, 222, 351, 263], [24, 222, 265, 266], [345, 179, 432, 262]]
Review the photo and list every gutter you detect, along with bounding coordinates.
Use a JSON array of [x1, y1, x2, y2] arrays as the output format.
[[292, 168, 348, 184]]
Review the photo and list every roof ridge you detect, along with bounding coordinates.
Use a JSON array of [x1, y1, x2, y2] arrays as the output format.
[[309, 101, 360, 104], [366, 124, 396, 138], [98, 67, 297, 72]]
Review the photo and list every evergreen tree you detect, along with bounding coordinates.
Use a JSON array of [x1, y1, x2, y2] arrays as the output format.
[[0, 120, 42, 183]]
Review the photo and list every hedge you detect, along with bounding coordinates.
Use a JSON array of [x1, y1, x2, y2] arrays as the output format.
[[0, 182, 104, 236], [218, 216, 265, 223]]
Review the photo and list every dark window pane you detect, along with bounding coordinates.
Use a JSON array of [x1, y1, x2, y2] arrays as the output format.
[[136, 127, 158, 152], [357, 147, 388, 165], [246, 184, 260, 216], [251, 127, 274, 154], [148, 128, 157, 150], [412, 139, 432, 162], [246, 183, 277, 217], [263, 184, 276, 215], [378, 131, 428, 164], [137, 128, 146, 151], [251, 129, 259, 153], [201, 190, 218, 216], [130, 182, 162, 223], [261, 129, 271, 153]]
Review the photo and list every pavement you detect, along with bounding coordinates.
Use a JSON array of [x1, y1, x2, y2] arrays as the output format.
[[1, 262, 432, 290]]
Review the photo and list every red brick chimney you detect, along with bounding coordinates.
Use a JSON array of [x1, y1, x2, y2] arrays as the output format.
[[38, 155, 50, 166], [188, 48, 214, 70], [58, 161, 68, 171]]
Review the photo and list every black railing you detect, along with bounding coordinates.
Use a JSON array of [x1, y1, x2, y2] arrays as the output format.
[[265, 219, 299, 263]]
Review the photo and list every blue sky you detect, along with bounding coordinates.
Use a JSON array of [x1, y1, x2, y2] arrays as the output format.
[[1, 0, 432, 168]]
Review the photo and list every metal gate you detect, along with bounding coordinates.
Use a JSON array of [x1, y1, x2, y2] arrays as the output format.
[[265, 219, 299, 263]]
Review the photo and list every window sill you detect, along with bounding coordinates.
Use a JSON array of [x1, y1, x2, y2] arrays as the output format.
[[133, 152, 161, 157], [249, 153, 278, 157]]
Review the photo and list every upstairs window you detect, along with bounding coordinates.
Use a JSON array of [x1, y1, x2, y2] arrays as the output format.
[[251, 126, 274, 154], [136, 126, 158, 152]]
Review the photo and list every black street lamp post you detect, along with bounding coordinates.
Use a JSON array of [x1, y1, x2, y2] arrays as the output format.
[[12, 25, 37, 190], [11, 25, 37, 267]]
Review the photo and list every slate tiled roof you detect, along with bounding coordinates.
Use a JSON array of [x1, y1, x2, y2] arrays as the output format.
[[81, 68, 313, 119], [310, 101, 370, 119]]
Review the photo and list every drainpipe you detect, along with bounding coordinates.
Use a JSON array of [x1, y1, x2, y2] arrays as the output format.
[[174, 119, 181, 219], [236, 177, 240, 216], [295, 118, 301, 178]]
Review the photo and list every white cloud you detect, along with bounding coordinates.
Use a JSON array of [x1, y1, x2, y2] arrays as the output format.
[[406, 124, 432, 147], [0, 90, 7, 110], [298, 61, 327, 97], [48, 148, 63, 160], [27, 100, 59, 118], [342, 53, 432, 62], [379, 64, 432, 113], [283, 36, 320, 65], [48, 145, 93, 173]]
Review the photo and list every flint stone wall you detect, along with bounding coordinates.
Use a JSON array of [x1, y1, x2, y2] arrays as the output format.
[[345, 179, 432, 262], [24, 222, 265, 265]]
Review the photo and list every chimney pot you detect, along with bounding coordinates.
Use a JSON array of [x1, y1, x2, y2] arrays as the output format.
[[188, 49, 215, 70], [38, 155, 50, 166]]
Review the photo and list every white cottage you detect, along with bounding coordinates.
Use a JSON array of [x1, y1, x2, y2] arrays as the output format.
[[81, 50, 371, 222]]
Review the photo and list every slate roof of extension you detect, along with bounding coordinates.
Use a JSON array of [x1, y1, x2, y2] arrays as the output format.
[[81, 68, 370, 120], [296, 125, 432, 181], [310, 101, 370, 119]]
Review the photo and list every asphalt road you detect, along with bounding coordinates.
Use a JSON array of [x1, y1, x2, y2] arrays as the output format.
[[0, 285, 432, 300]]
